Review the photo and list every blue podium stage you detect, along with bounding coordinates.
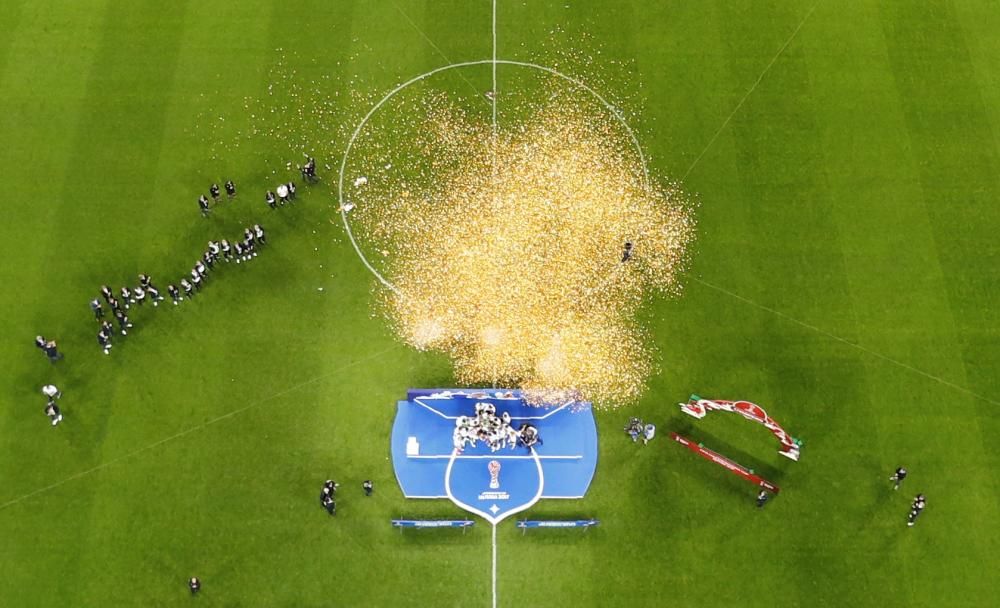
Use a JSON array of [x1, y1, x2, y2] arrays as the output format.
[[391, 389, 599, 524]]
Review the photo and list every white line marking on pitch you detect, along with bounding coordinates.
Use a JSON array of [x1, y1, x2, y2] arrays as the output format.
[[338, 59, 650, 294], [492, 522, 498, 608], [491, 0, 498, 134], [694, 278, 1000, 407], [683, 0, 821, 180], [391, 2, 485, 100]]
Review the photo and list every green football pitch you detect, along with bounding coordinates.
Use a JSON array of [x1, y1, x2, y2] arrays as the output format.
[[1, 1, 998, 606]]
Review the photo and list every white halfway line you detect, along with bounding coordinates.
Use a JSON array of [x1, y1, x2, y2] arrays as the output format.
[[491, 523, 498, 608], [491, 0, 498, 133]]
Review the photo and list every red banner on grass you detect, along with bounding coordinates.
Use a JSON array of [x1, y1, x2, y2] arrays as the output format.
[[669, 432, 779, 493]]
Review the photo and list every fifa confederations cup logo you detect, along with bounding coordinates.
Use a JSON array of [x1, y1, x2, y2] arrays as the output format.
[[488, 460, 501, 489]]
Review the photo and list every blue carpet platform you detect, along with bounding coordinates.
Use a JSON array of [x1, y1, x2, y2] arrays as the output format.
[[391, 389, 599, 524]]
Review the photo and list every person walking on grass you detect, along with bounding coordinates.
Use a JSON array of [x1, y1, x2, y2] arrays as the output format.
[[43, 339, 63, 362], [42, 384, 61, 400], [114, 309, 132, 335], [320, 480, 338, 516], [363, 480, 373, 497], [45, 401, 63, 427], [907, 494, 926, 527], [889, 466, 907, 491], [97, 328, 112, 355], [756, 489, 770, 508], [146, 283, 163, 306], [90, 298, 104, 320], [642, 423, 656, 445]]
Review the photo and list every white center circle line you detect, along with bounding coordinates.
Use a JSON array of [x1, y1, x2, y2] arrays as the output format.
[[336, 58, 651, 292]]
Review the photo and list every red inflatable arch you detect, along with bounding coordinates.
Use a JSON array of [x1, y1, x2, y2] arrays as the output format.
[[679, 395, 801, 461]]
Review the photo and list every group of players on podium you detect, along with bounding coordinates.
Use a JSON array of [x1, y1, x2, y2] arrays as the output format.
[[453, 402, 540, 453]]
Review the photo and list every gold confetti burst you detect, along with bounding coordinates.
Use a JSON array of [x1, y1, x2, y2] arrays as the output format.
[[349, 87, 695, 408]]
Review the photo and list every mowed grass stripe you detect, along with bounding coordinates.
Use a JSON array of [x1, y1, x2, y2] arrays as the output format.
[[810, 1, 997, 603], [0, 1, 110, 500], [876, 0, 1000, 586], [31, 1, 193, 603]]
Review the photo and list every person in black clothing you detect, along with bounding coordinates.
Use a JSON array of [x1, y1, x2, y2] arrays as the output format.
[[90, 298, 104, 319], [621, 241, 633, 263], [907, 494, 926, 527], [209, 183, 221, 203], [120, 287, 132, 309], [97, 329, 112, 355], [756, 489, 770, 508], [199, 194, 210, 216], [168, 284, 182, 305], [109, 297, 121, 313], [180, 279, 195, 298], [35, 335, 47, 351], [100, 285, 113, 301], [139, 274, 151, 288], [114, 309, 133, 335], [363, 480, 373, 497], [202, 250, 215, 270], [321, 480, 338, 515], [45, 402, 63, 426], [265, 191, 276, 209], [519, 424, 540, 448], [147, 284, 163, 306], [220, 239, 232, 262], [189, 577, 201, 595], [287, 181, 296, 200], [302, 157, 317, 182], [889, 466, 907, 491], [43, 339, 62, 362], [101, 320, 115, 338], [132, 286, 147, 307], [321, 493, 336, 515], [225, 179, 236, 198]]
